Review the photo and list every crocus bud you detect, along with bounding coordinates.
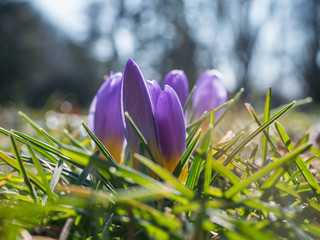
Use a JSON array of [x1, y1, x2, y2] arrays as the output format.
[[155, 85, 187, 181], [147, 80, 161, 111], [163, 70, 189, 107], [88, 72, 125, 163], [122, 59, 188, 181], [192, 70, 227, 119], [121, 59, 162, 169]]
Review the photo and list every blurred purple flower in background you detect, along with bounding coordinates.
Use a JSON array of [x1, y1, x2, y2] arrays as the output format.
[[88, 72, 125, 163], [163, 70, 189, 107], [122, 59, 187, 181], [192, 69, 227, 119]]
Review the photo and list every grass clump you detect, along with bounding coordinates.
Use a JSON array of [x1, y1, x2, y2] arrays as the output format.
[[0, 88, 319, 240]]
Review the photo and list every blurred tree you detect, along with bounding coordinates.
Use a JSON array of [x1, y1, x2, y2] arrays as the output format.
[[2, 0, 320, 109], [84, 0, 197, 84], [0, 1, 101, 108], [215, 0, 260, 98], [297, 0, 320, 103]]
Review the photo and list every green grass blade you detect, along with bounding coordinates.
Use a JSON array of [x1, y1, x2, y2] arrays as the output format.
[[49, 159, 64, 191], [285, 156, 317, 185], [18, 111, 55, 144], [224, 142, 311, 199], [74, 151, 99, 186], [262, 88, 271, 164], [126, 201, 181, 232], [60, 147, 161, 189], [0, 150, 46, 193], [249, 144, 258, 164], [186, 99, 233, 131], [222, 101, 295, 169], [215, 88, 244, 126], [124, 112, 157, 164], [31, 145, 58, 164], [18, 111, 43, 134], [2, 130, 59, 165], [186, 123, 213, 190], [212, 149, 249, 167], [60, 146, 95, 166], [186, 111, 208, 131], [203, 110, 214, 194], [81, 121, 117, 165], [261, 162, 286, 189], [296, 133, 310, 147], [0, 127, 10, 137], [133, 153, 194, 199], [10, 134, 37, 203], [275, 121, 293, 149], [19, 111, 65, 147], [204, 151, 212, 193], [311, 146, 320, 158], [254, 97, 312, 125], [245, 103, 279, 155], [186, 121, 200, 147], [199, 113, 214, 152], [265, 97, 312, 120], [1, 127, 30, 145], [11, 130, 64, 157], [210, 132, 245, 185], [183, 85, 196, 113], [26, 142, 55, 200], [209, 108, 215, 126], [186, 109, 215, 147], [210, 158, 241, 186], [75, 165, 94, 186], [302, 224, 320, 239], [173, 129, 201, 178], [275, 122, 320, 193], [63, 129, 86, 150], [231, 161, 246, 172], [185, 153, 203, 189], [39, 128, 64, 146], [212, 131, 244, 160], [276, 183, 301, 199]]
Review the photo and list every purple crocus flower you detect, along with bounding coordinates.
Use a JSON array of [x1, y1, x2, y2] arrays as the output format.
[[88, 72, 125, 163], [155, 85, 187, 181], [163, 70, 189, 107], [196, 69, 222, 86], [121, 59, 162, 169], [192, 69, 227, 119], [122, 59, 187, 180]]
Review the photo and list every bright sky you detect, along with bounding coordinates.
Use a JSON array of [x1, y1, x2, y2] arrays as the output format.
[[31, 0, 89, 41], [29, 0, 305, 98]]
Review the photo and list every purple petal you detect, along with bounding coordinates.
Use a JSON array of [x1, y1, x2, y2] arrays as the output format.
[[147, 80, 161, 110], [88, 95, 97, 133], [163, 70, 189, 107], [121, 59, 161, 167], [155, 85, 186, 173], [197, 69, 223, 86], [88, 72, 125, 163], [192, 70, 227, 119]]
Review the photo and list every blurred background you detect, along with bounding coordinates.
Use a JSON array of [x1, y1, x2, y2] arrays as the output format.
[[1, 0, 320, 112]]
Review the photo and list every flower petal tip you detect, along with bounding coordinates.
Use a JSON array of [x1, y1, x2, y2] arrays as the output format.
[[163, 70, 189, 106], [192, 69, 228, 119]]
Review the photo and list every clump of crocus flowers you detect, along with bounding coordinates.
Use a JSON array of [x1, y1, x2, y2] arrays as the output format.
[[88, 59, 227, 182]]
